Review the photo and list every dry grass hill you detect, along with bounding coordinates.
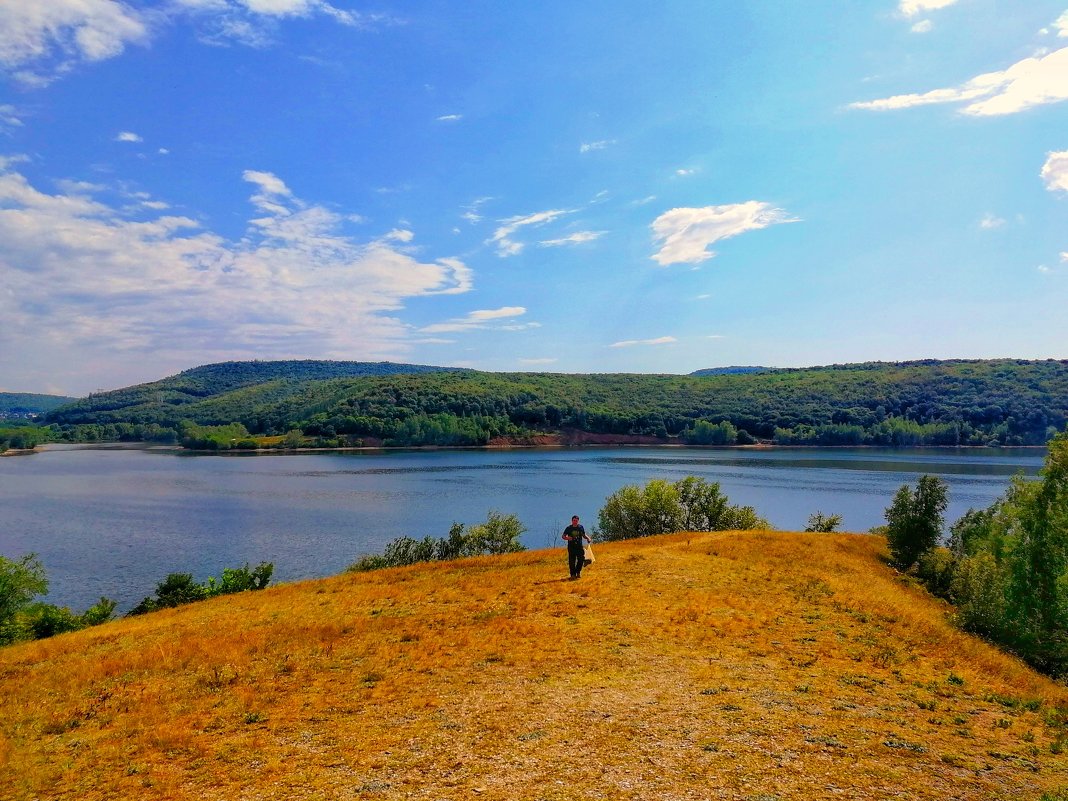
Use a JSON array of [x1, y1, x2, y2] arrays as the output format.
[[2, 531, 1067, 800]]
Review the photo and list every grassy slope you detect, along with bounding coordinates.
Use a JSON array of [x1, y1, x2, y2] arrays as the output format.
[[2, 532, 1066, 801]]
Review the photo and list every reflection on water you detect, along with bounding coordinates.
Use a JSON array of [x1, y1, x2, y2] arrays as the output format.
[[0, 445, 1045, 611]]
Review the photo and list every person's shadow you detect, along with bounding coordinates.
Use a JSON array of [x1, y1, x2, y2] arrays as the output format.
[[533, 577, 574, 585]]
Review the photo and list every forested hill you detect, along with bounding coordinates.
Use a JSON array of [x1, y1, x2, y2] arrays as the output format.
[[46, 360, 468, 426], [0, 392, 78, 418], [44, 358, 1068, 448]]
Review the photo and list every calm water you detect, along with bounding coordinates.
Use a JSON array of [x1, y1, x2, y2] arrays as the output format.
[[0, 445, 1045, 612]]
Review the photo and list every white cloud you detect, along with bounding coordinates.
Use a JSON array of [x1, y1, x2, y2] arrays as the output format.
[[850, 45, 1068, 116], [1042, 150, 1068, 192], [0, 104, 24, 130], [979, 213, 1006, 229], [0, 162, 473, 391], [539, 231, 605, 247], [911, 20, 933, 34], [1057, 11, 1068, 37], [579, 140, 616, 153], [490, 208, 572, 257], [1038, 264, 1052, 273], [898, 0, 958, 17], [115, 131, 143, 143], [436, 114, 463, 122], [1061, 252, 1068, 262], [420, 306, 529, 334], [650, 202, 799, 266], [610, 336, 677, 348], [0, 0, 149, 83], [675, 168, 697, 176]]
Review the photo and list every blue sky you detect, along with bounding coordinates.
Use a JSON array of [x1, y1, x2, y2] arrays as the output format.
[[0, 0, 1066, 396]]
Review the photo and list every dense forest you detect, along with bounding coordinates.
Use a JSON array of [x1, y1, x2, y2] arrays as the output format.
[[35, 358, 1068, 449], [0, 392, 76, 419]]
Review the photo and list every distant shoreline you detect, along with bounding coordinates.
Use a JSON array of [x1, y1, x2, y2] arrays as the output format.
[[23, 440, 1049, 457]]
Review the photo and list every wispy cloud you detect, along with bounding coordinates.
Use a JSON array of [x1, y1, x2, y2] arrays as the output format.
[[460, 196, 493, 225], [436, 113, 463, 122], [579, 140, 616, 153], [979, 213, 1006, 229], [911, 20, 933, 34], [610, 336, 677, 348], [0, 104, 24, 131], [851, 34, 1068, 116], [898, 0, 958, 17], [0, 0, 394, 84], [540, 231, 605, 247], [420, 306, 530, 334], [490, 208, 573, 257], [0, 0, 149, 85], [115, 131, 143, 143], [0, 161, 473, 391], [650, 202, 798, 266], [675, 168, 698, 177], [1042, 151, 1068, 192]]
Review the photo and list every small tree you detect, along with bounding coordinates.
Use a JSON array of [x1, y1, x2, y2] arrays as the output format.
[[464, 510, 526, 556], [598, 479, 683, 541], [0, 553, 48, 644], [804, 511, 842, 533], [884, 475, 948, 570]]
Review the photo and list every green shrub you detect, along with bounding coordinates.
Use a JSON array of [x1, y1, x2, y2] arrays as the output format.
[[348, 513, 527, 572], [804, 511, 843, 533], [916, 547, 956, 600], [597, 476, 768, 541], [884, 475, 948, 570]]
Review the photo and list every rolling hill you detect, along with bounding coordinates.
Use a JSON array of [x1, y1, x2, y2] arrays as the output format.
[[1, 531, 1065, 800], [0, 392, 78, 418], [44, 358, 1068, 447]]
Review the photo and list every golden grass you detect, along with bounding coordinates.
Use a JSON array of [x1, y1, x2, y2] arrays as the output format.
[[2, 531, 1066, 800]]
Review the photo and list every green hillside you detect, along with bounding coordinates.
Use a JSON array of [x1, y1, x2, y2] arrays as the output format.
[[44, 358, 1068, 448], [0, 392, 78, 418]]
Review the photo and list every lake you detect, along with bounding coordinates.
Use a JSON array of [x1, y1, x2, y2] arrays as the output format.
[[0, 445, 1045, 612]]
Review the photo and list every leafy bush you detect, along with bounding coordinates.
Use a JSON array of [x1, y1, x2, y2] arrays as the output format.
[[916, 547, 956, 600], [884, 475, 948, 570], [804, 511, 843, 533], [597, 476, 769, 541], [0, 553, 48, 645], [348, 513, 526, 572], [129, 563, 274, 615], [0, 555, 116, 646]]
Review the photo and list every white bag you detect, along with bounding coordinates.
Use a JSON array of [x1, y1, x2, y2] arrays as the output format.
[[583, 544, 595, 566]]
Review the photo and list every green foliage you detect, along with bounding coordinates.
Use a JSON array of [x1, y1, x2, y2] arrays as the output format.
[[916, 547, 956, 600], [42, 358, 1068, 447], [884, 475, 948, 570], [0, 553, 48, 644], [129, 562, 274, 615], [348, 513, 527, 572], [950, 552, 1006, 637], [178, 421, 254, 450], [597, 476, 768, 541], [804, 511, 843, 533], [684, 419, 738, 445], [206, 563, 274, 595], [906, 428, 1068, 676], [0, 555, 116, 645]]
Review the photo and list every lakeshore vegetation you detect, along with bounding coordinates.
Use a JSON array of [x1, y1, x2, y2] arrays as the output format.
[[4, 356, 1064, 451]]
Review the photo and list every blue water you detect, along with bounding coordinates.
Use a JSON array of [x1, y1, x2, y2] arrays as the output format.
[[0, 445, 1044, 612]]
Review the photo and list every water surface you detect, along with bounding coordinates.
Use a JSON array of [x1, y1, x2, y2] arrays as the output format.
[[0, 445, 1043, 611]]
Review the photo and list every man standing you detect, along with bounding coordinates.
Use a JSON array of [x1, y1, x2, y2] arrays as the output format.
[[562, 515, 591, 580]]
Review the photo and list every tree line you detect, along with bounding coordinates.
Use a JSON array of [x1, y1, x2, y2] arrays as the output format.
[[882, 428, 1068, 676], [36, 359, 1068, 449]]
